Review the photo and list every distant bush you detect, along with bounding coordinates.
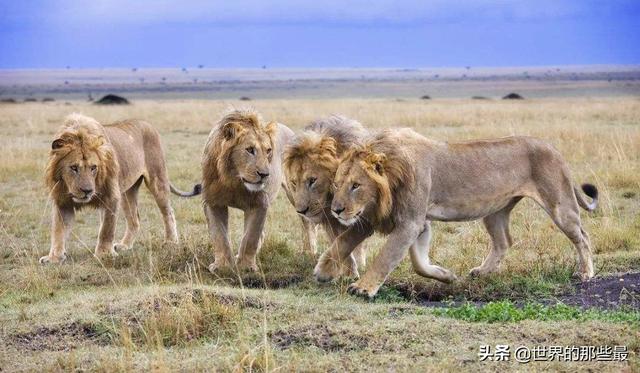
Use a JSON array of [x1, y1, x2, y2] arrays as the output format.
[[503, 93, 524, 100], [42, 97, 55, 102], [95, 94, 130, 105], [420, 95, 431, 100], [239, 96, 251, 101], [472, 96, 490, 100], [0, 98, 17, 103], [24, 98, 37, 102]]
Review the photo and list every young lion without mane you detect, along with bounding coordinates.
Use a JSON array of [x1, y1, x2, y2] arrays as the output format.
[[41, 113, 201, 264], [314, 128, 598, 298]]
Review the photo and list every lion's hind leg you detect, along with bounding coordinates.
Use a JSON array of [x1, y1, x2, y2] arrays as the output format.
[[409, 222, 457, 283], [470, 197, 521, 277], [116, 177, 143, 251], [144, 175, 179, 243], [541, 198, 594, 281]]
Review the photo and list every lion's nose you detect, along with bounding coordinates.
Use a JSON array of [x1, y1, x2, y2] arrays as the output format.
[[296, 206, 310, 215], [256, 171, 269, 180], [332, 206, 345, 215], [80, 187, 93, 196]]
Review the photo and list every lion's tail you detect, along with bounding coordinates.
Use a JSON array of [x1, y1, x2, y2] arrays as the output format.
[[170, 183, 202, 198], [575, 183, 598, 212]]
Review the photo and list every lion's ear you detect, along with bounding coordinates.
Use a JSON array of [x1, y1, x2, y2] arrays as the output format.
[[52, 139, 65, 150], [264, 121, 278, 138], [222, 122, 242, 140], [365, 152, 386, 175], [318, 137, 337, 157]]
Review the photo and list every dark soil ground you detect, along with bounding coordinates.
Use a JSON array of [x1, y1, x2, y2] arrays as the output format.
[[557, 272, 640, 310], [416, 272, 640, 310]]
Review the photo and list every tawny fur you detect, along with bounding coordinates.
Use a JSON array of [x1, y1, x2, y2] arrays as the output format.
[[315, 128, 598, 298], [202, 108, 306, 271], [283, 115, 370, 266], [41, 113, 199, 264]]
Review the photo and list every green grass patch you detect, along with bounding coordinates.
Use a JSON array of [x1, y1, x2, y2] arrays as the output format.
[[433, 300, 640, 324]]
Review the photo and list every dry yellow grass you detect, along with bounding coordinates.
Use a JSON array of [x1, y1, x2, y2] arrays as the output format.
[[0, 98, 639, 371]]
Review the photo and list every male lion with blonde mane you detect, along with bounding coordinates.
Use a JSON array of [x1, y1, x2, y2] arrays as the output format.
[[41, 113, 201, 264], [314, 128, 598, 298], [202, 109, 310, 272], [283, 115, 370, 267]]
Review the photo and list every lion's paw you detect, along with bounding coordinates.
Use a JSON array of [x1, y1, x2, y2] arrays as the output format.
[[114, 243, 130, 252], [572, 270, 593, 282], [235, 257, 258, 272], [39, 253, 66, 265], [347, 280, 380, 299], [95, 247, 118, 258], [314, 252, 358, 283], [208, 257, 233, 273], [468, 266, 494, 278]]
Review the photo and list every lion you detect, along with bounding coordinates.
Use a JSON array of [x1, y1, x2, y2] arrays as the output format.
[[40, 113, 201, 264], [202, 109, 312, 272], [314, 128, 598, 298], [283, 115, 370, 267]]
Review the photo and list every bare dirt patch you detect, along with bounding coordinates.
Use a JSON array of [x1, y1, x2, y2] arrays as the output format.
[[270, 325, 371, 352], [557, 272, 640, 309], [10, 322, 110, 351]]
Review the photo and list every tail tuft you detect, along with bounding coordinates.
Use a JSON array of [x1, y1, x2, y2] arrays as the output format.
[[581, 183, 598, 200], [576, 183, 598, 211], [193, 183, 203, 195], [170, 183, 202, 197]]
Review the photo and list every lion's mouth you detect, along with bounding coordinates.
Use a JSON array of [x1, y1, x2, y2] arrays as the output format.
[[72, 194, 93, 203], [242, 178, 265, 192], [334, 209, 363, 226]]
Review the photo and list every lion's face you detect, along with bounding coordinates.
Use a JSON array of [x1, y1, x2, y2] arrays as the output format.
[[58, 149, 100, 203], [284, 136, 339, 223], [287, 158, 335, 223], [331, 157, 381, 226], [48, 130, 110, 205], [225, 122, 275, 192]]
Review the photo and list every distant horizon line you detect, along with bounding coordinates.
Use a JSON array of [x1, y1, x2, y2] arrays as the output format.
[[1, 63, 639, 72]]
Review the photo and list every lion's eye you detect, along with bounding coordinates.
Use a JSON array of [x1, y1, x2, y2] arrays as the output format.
[[266, 148, 272, 155], [308, 177, 317, 187], [70, 165, 79, 173], [351, 183, 360, 191], [90, 165, 97, 172], [246, 147, 255, 155]]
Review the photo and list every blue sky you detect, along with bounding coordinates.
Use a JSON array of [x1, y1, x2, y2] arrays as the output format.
[[1, 0, 639, 68]]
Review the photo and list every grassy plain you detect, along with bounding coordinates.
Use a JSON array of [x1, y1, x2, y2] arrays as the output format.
[[0, 96, 639, 371]]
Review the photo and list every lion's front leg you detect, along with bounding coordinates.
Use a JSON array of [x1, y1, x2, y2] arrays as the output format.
[[348, 223, 421, 299], [95, 203, 119, 257], [314, 226, 371, 282], [236, 207, 268, 271], [40, 205, 75, 264], [205, 204, 234, 272]]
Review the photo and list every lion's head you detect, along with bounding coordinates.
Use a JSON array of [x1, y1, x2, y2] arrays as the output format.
[[331, 130, 414, 227], [45, 114, 119, 205], [204, 109, 277, 192], [283, 132, 339, 223]]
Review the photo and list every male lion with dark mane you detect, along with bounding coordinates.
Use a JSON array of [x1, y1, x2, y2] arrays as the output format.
[[41, 113, 201, 264], [283, 115, 370, 268], [314, 128, 598, 298], [202, 109, 310, 272]]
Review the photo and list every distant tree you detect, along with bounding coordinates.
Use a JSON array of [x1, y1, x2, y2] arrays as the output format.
[[132, 67, 138, 72]]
